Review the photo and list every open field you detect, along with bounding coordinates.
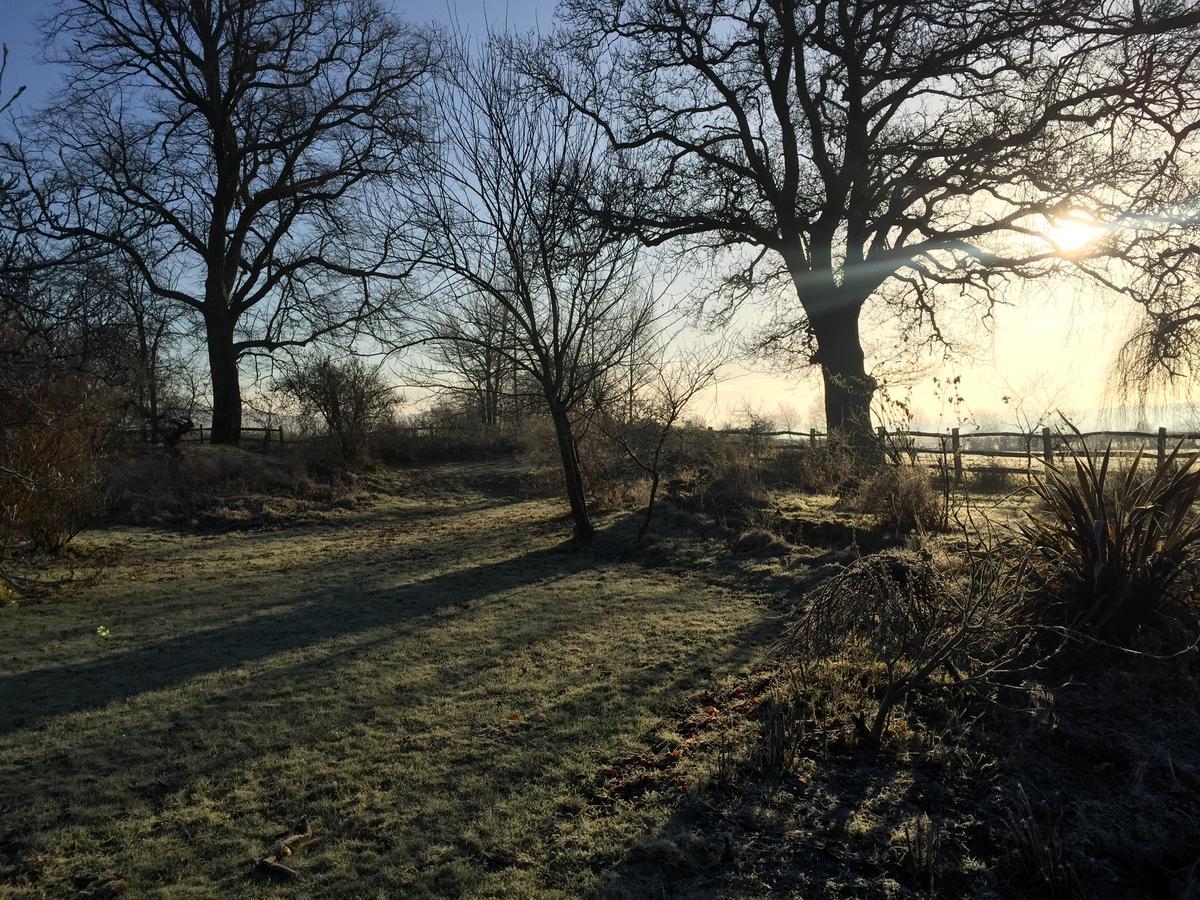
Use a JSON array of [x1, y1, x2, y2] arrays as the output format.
[[4, 459, 1200, 898], [0, 462, 777, 897]]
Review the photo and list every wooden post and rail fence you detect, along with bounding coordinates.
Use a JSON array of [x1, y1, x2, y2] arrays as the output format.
[[121, 420, 1196, 482], [121, 425, 286, 445], [720, 424, 1195, 482]]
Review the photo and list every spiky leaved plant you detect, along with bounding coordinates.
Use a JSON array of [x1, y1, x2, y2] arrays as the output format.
[[1021, 426, 1200, 646]]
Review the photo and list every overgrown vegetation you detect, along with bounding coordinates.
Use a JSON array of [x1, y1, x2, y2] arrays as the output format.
[[6, 447, 1200, 896], [0, 376, 112, 557], [1021, 433, 1200, 647], [275, 355, 398, 466], [854, 463, 943, 533], [779, 546, 1030, 746]]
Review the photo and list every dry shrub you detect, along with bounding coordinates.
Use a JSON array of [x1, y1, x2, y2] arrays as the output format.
[[855, 463, 942, 533], [968, 466, 1021, 494], [1020, 434, 1200, 647], [512, 414, 570, 497], [106, 443, 329, 525], [1003, 785, 1080, 899], [580, 419, 653, 510], [779, 548, 1029, 746], [889, 813, 943, 896], [373, 426, 521, 463], [372, 404, 524, 463], [699, 464, 770, 525], [792, 439, 859, 494], [667, 423, 725, 470], [0, 380, 113, 555], [504, 413, 647, 505], [754, 684, 807, 772], [274, 355, 397, 465], [732, 527, 793, 558]]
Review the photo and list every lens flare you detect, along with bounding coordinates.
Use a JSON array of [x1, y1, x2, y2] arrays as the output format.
[[1043, 211, 1106, 255]]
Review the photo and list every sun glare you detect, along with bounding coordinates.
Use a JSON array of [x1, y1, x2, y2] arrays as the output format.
[[1043, 211, 1106, 255]]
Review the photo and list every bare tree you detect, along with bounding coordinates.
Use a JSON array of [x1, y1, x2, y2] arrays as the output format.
[[0, 43, 24, 199], [1114, 200, 1200, 392], [414, 37, 655, 540], [0, 43, 30, 292], [7, 0, 435, 444], [275, 352, 396, 464], [541, 0, 1200, 456], [425, 293, 522, 427], [600, 335, 731, 540], [95, 260, 201, 442]]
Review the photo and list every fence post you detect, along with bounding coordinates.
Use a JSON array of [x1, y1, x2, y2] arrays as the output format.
[[279, 425, 285, 444], [1042, 427, 1053, 466], [809, 428, 817, 448], [1158, 426, 1168, 471], [876, 425, 887, 454], [951, 427, 963, 482]]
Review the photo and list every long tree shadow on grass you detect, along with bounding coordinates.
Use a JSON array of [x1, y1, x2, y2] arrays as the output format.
[[589, 749, 929, 899], [0, 514, 610, 735], [0, 512, 778, 896]]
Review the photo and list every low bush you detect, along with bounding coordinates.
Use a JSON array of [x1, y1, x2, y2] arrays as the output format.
[[274, 355, 397, 466], [779, 548, 1029, 746], [699, 464, 770, 526], [792, 439, 859, 494], [105, 443, 334, 525], [373, 421, 523, 464], [1020, 435, 1200, 647], [0, 378, 114, 555], [855, 463, 942, 533], [967, 466, 1021, 494]]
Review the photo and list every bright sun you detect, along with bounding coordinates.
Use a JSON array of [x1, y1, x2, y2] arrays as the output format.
[[1043, 211, 1106, 255]]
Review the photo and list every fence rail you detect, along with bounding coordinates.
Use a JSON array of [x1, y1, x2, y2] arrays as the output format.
[[720, 425, 1200, 479], [119, 422, 469, 446], [121, 425, 286, 444], [122, 421, 1198, 479]]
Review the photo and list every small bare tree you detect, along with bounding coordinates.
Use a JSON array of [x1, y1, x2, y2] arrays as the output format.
[[275, 354, 396, 464], [600, 336, 731, 540], [415, 36, 654, 539]]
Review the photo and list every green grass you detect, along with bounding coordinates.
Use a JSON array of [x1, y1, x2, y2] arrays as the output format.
[[0, 462, 772, 897]]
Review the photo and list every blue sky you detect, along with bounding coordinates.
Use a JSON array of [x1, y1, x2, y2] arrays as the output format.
[[1, 0, 49, 104], [0, 0, 552, 108]]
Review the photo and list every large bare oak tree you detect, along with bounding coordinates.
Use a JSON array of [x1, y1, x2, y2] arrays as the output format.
[[543, 0, 1200, 452], [10, 0, 434, 444]]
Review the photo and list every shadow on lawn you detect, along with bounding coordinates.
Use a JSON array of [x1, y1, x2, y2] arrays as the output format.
[[590, 751, 922, 899], [0, 514, 602, 736], [0, 506, 780, 897]]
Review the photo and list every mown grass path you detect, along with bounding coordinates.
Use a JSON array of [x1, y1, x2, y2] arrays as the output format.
[[0, 464, 772, 897]]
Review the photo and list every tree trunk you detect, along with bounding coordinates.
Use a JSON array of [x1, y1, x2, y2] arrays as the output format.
[[550, 405, 594, 540], [806, 296, 879, 464], [148, 375, 160, 444], [638, 470, 660, 542], [206, 316, 242, 445]]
